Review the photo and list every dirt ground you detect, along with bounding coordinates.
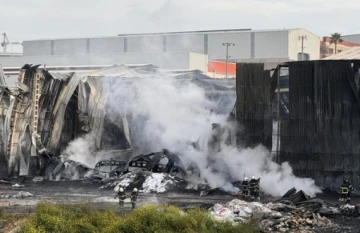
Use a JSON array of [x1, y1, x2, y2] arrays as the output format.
[[0, 180, 360, 232]]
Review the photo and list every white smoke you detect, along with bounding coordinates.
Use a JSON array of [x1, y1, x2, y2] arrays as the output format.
[[102, 71, 321, 197], [62, 134, 97, 168]]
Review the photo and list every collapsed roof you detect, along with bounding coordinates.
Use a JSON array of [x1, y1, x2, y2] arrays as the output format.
[[0, 64, 235, 178]]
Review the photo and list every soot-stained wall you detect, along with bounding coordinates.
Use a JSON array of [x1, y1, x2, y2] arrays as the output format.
[[280, 60, 360, 189], [236, 63, 275, 150]]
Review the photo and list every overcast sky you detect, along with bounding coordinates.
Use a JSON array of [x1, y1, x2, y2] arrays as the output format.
[[0, 0, 359, 43]]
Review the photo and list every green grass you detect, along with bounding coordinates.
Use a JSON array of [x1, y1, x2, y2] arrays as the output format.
[[18, 203, 259, 233]]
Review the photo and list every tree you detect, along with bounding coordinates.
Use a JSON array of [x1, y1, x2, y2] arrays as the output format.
[[330, 33, 343, 54]]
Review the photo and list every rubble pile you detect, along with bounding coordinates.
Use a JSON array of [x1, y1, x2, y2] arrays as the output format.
[[100, 170, 146, 190], [261, 203, 334, 232], [339, 204, 360, 216], [100, 171, 188, 193], [0, 191, 34, 199], [210, 199, 336, 232]]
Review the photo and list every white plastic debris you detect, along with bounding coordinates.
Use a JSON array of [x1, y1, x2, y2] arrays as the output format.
[[341, 204, 355, 210], [210, 199, 282, 223], [12, 191, 34, 198], [142, 173, 174, 193], [12, 183, 24, 189], [111, 173, 139, 191], [212, 203, 235, 221], [32, 177, 44, 182]]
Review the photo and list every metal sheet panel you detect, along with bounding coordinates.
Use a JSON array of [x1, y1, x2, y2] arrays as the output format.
[[254, 31, 288, 59], [166, 34, 204, 53], [236, 63, 274, 149], [280, 60, 360, 189], [126, 36, 163, 53], [53, 39, 87, 55], [23, 40, 52, 56], [89, 37, 125, 54], [208, 33, 251, 60]]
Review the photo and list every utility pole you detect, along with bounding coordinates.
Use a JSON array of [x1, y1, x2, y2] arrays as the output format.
[[276, 66, 281, 164], [222, 43, 235, 78], [298, 35, 307, 61]]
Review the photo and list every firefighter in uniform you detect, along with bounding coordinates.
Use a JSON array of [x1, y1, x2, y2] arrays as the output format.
[[114, 187, 126, 206], [339, 180, 354, 203], [249, 176, 257, 200], [242, 177, 249, 197], [130, 188, 139, 209], [347, 180, 354, 203]]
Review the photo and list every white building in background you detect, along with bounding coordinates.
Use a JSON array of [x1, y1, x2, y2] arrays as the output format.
[[0, 28, 320, 78]]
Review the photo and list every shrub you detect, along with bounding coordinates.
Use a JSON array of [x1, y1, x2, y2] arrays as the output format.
[[19, 203, 259, 233]]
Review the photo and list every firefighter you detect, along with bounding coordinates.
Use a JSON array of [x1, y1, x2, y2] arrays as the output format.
[[242, 177, 249, 197], [254, 178, 261, 201], [339, 181, 349, 203], [339, 179, 354, 203], [114, 187, 126, 206], [347, 180, 354, 203], [249, 176, 257, 201], [130, 188, 139, 209]]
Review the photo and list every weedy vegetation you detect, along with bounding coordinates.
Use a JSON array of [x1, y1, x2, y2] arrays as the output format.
[[18, 203, 259, 233]]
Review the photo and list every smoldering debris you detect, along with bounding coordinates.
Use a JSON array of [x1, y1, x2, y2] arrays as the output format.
[[99, 170, 188, 193], [53, 149, 188, 183], [11, 183, 25, 189], [0, 191, 34, 199], [210, 199, 337, 232], [278, 187, 310, 205]]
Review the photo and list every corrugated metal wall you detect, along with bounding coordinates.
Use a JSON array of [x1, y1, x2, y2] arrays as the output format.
[[280, 60, 360, 189], [236, 63, 274, 149]]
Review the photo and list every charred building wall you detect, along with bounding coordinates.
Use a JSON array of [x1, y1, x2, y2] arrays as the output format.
[[236, 60, 360, 189], [0, 64, 236, 179], [235, 63, 275, 150], [280, 60, 360, 189]]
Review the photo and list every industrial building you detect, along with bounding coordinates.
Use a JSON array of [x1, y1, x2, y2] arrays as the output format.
[[0, 28, 320, 79], [320, 37, 360, 58], [342, 34, 360, 44]]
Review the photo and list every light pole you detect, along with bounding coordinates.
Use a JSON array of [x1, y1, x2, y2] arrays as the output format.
[[222, 43, 235, 78], [299, 35, 307, 61]]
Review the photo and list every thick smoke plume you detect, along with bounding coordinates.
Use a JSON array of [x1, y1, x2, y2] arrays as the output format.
[[101, 71, 321, 197], [62, 70, 321, 197]]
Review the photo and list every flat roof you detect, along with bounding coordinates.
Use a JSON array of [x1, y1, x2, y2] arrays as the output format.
[[23, 28, 301, 42]]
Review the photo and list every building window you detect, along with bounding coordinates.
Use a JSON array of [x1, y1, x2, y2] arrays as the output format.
[[329, 48, 334, 54]]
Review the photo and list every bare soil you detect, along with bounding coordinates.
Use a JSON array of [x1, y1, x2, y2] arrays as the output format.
[[0, 180, 359, 232]]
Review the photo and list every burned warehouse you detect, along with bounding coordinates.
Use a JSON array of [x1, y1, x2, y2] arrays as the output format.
[[236, 60, 360, 190], [0, 64, 235, 181]]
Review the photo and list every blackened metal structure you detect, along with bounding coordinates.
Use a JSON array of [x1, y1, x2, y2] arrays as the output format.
[[236, 60, 360, 189], [280, 60, 360, 189], [235, 63, 276, 150]]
